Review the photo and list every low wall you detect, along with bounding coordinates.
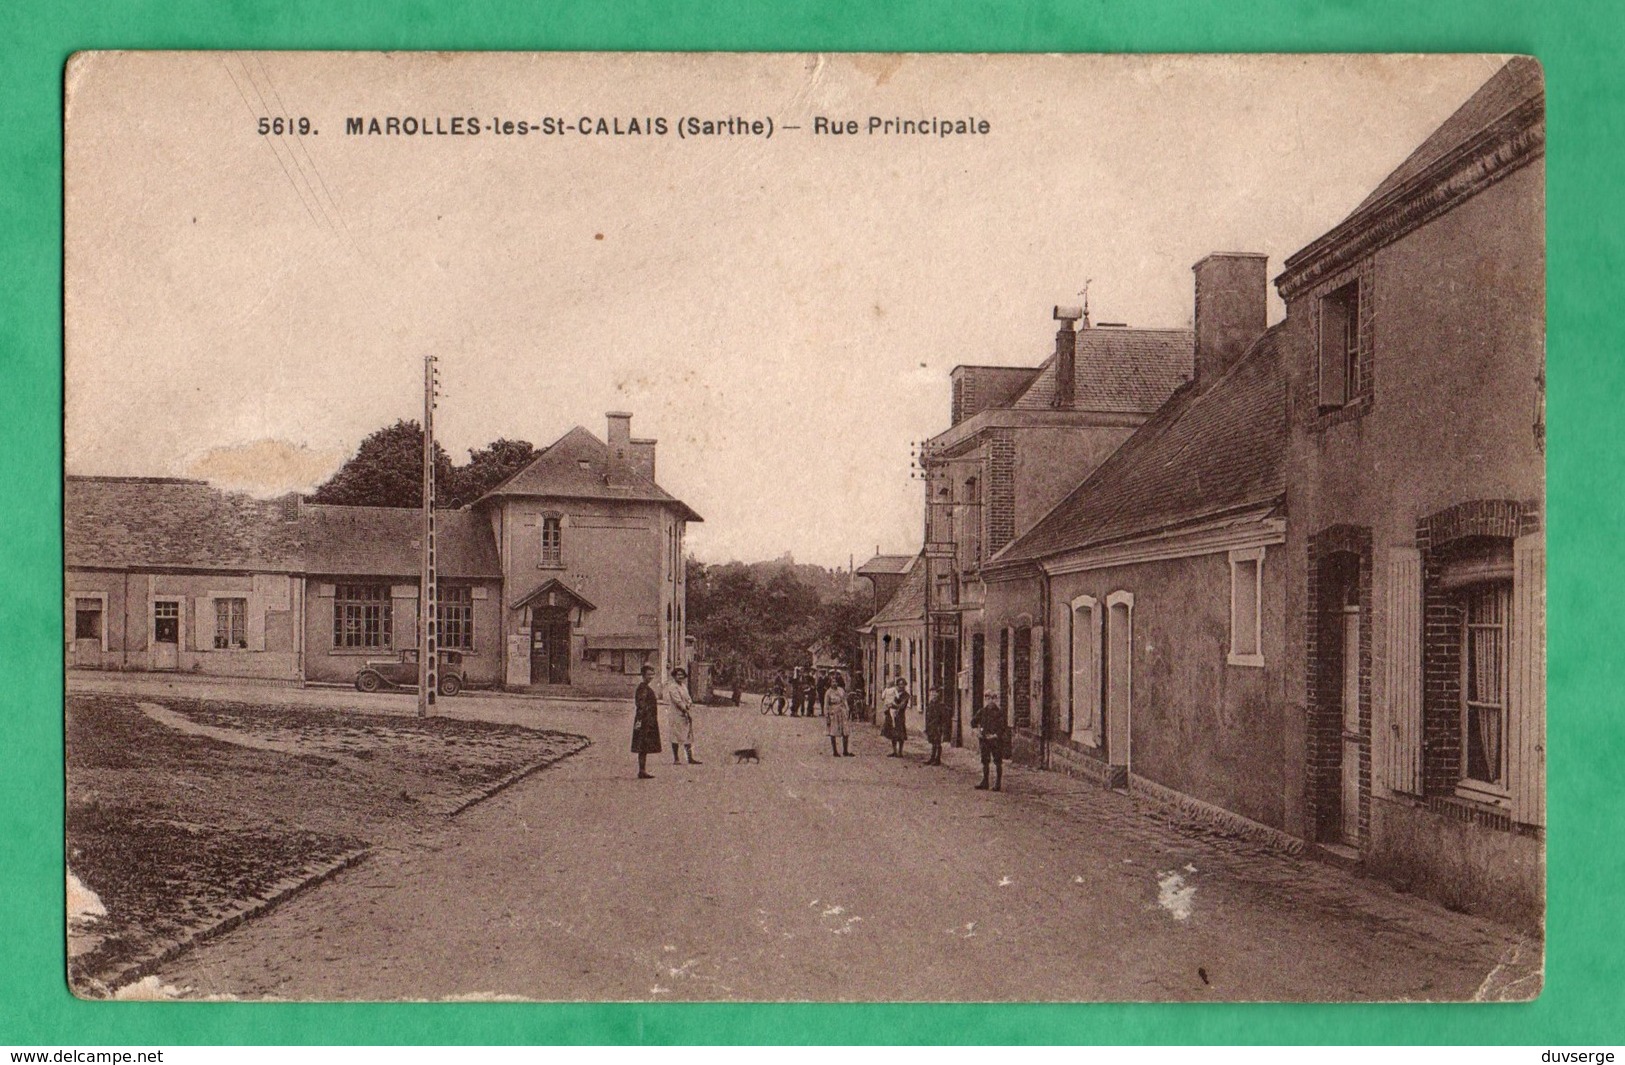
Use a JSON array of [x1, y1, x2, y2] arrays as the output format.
[[1367, 795, 1544, 934]]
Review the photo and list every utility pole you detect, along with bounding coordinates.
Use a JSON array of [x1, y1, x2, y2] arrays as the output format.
[[418, 354, 440, 718]]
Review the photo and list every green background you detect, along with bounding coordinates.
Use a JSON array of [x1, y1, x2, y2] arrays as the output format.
[[3, 0, 1619, 1045]]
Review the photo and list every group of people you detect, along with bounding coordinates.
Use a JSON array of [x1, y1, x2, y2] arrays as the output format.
[[876, 674, 1006, 791], [768, 667, 844, 719], [629, 662, 699, 779], [631, 661, 1006, 790]]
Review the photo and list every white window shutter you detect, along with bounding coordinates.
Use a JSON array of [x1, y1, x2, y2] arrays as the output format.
[[194, 596, 213, 651], [1382, 548, 1423, 795], [247, 595, 267, 651], [1509, 533, 1546, 827]]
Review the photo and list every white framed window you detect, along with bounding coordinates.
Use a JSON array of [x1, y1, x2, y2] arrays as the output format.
[[1458, 580, 1513, 805], [334, 583, 392, 648], [437, 583, 474, 651], [1069, 594, 1101, 747], [70, 594, 108, 649], [540, 516, 563, 566], [1228, 547, 1266, 667], [214, 597, 248, 650]]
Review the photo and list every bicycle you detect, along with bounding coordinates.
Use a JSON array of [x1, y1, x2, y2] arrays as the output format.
[[759, 691, 788, 715]]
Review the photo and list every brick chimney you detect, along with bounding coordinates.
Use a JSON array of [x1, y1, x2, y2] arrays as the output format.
[[606, 411, 632, 459], [1192, 253, 1268, 383], [607, 411, 656, 482], [1050, 305, 1083, 410], [629, 437, 656, 482]]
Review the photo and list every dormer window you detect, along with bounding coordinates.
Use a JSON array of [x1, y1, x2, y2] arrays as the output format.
[[1318, 280, 1363, 409]]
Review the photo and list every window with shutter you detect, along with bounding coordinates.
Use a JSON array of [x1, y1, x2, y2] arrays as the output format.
[[1318, 281, 1360, 409]]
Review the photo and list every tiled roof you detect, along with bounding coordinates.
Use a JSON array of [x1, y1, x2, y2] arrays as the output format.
[[867, 556, 926, 627], [1009, 328, 1193, 414], [64, 477, 502, 579], [993, 326, 1286, 565], [856, 554, 915, 576], [64, 477, 304, 572], [474, 425, 702, 522], [1348, 57, 1543, 220], [302, 504, 502, 579]]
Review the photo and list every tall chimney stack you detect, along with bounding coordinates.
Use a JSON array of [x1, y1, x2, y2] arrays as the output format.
[[1192, 253, 1268, 383], [1051, 305, 1083, 410], [606, 411, 632, 460]]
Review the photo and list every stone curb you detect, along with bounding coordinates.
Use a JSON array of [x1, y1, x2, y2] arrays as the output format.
[[1124, 772, 1305, 855], [446, 737, 592, 817], [89, 733, 592, 996], [87, 846, 372, 998]]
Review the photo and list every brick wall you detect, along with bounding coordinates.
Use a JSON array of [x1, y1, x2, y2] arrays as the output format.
[[1304, 524, 1372, 847], [1415, 499, 1541, 796], [988, 428, 1017, 553]]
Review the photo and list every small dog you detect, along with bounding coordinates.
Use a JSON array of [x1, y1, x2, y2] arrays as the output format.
[[731, 747, 760, 764]]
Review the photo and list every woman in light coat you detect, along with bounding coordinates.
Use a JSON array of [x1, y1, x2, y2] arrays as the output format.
[[665, 666, 701, 765], [825, 671, 854, 757]]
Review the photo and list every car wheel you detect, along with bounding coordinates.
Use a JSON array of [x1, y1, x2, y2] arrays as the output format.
[[438, 674, 463, 697], [356, 672, 382, 693]]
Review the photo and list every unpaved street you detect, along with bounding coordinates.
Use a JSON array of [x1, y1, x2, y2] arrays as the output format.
[[119, 683, 1536, 1002]]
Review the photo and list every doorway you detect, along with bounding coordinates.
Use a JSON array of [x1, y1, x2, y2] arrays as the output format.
[[152, 600, 180, 670], [1070, 597, 1099, 746], [1318, 550, 1365, 847], [1105, 593, 1133, 773], [529, 610, 572, 685], [970, 633, 985, 743], [1340, 601, 1361, 845]]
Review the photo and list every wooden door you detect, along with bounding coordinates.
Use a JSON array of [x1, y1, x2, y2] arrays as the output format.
[[152, 600, 180, 670], [1106, 599, 1132, 769], [1070, 601, 1098, 746], [1340, 604, 1362, 846]]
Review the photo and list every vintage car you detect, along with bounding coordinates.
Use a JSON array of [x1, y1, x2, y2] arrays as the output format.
[[354, 648, 466, 696]]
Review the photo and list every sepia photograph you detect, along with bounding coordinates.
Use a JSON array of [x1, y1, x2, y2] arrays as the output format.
[[62, 51, 1545, 1002]]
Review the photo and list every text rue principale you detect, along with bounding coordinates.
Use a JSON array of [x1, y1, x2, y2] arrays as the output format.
[[336, 114, 992, 140]]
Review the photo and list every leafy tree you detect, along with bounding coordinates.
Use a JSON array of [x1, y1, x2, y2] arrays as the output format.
[[311, 423, 536, 509], [310, 420, 454, 508], [687, 557, 870, 684], [447, 438, 536, 507]]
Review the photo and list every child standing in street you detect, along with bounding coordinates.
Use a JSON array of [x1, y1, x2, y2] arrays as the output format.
[[973, 695, 1006, 791]]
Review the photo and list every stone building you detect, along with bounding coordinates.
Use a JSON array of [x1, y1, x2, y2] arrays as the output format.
[[982, 256, 1292, 846], [64, 411, 700, 697], [471, 412, 702, 693], [1275, 56, 1545, 929], [904, 307, 1194, 742]]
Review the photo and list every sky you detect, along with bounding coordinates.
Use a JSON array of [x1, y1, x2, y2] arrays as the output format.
[[64, 52, 1505, 566]]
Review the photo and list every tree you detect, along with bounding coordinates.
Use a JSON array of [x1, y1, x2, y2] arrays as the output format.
[[310, 423, 536, 509], [310, 420, 454, 509], [687, 556, 869, 683], [446, 438, 536, 508]]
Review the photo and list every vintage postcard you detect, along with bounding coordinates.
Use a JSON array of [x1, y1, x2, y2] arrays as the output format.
[[63, 51, 1544, 1001]]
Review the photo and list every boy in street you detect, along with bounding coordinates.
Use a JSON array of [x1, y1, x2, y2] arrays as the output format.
[[972, 695, 1006, 791]]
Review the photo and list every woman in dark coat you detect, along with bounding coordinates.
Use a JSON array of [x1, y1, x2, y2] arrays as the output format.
[[631, 663, 662, 779]]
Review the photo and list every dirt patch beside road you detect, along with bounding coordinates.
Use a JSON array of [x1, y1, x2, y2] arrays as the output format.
[[66, 692, 588, 995]]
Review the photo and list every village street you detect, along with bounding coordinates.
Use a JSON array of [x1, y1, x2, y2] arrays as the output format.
[[71, 676, 1541, 1003]]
